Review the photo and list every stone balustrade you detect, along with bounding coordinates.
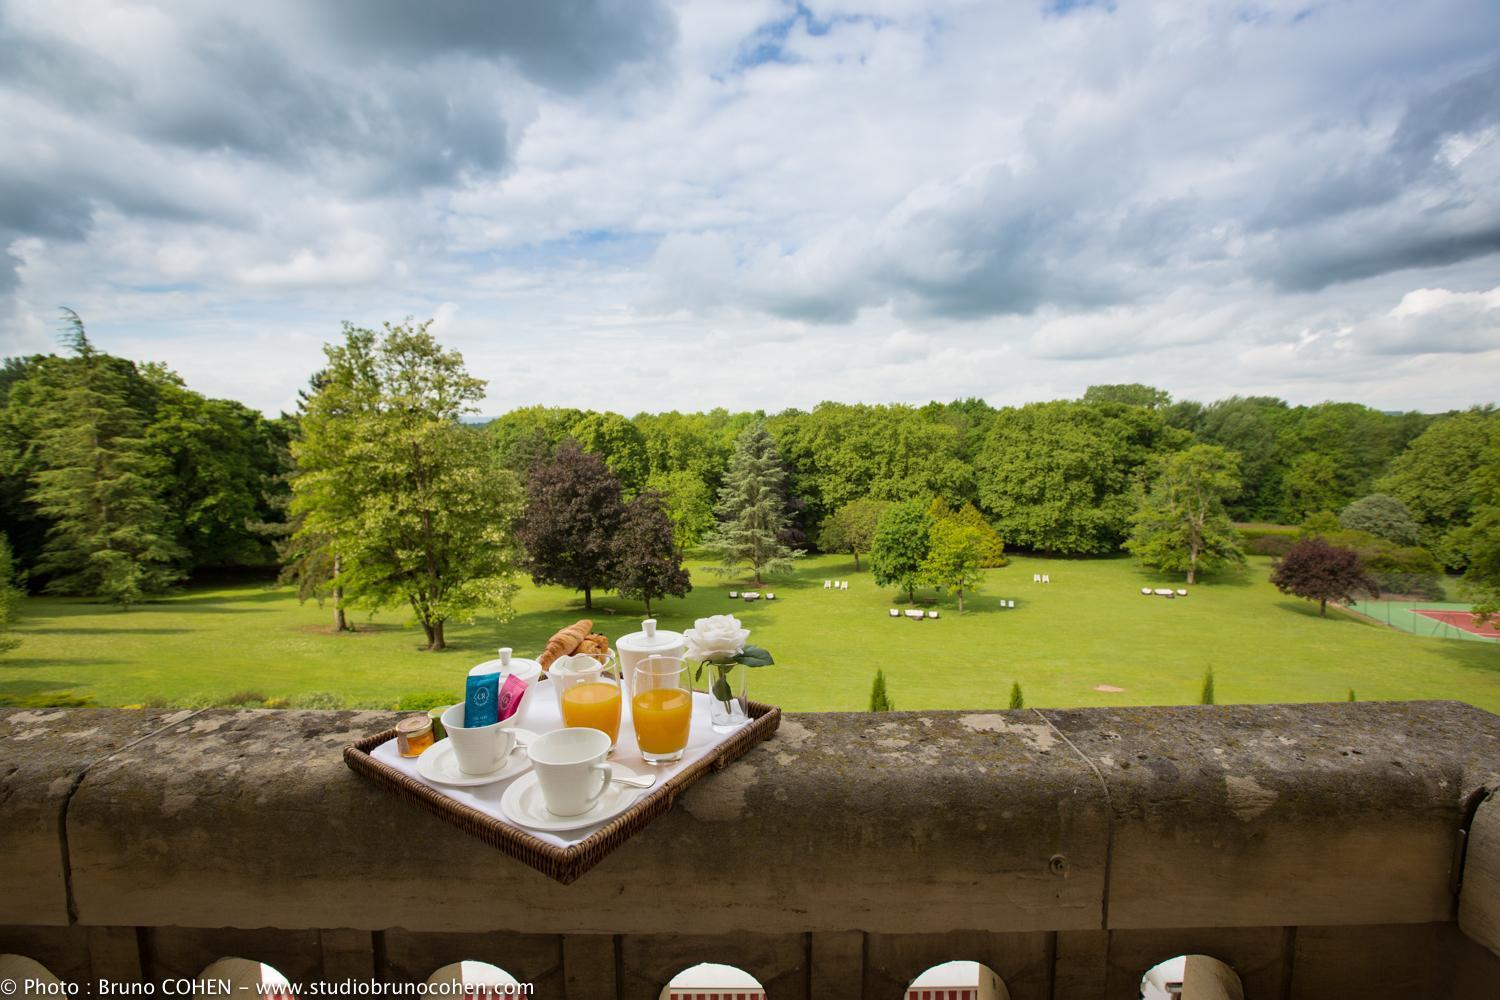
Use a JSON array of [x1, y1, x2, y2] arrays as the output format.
[[3, 700, 1500, 998]]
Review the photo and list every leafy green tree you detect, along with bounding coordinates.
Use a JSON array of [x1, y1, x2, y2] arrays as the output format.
[[768, 403, 972, 526], [869, 499, 933, 602], [571, 411, 650, 495], [869, 669, 894, 712], [29, 311, 184, 606], [1379, 408, 1499, 565], [145, 376, 287, 567], [517, 440, 623, 610], [0, 533, 22, 653], [1447, 422, 1500, 627], [1008, 682, 1024, 710], [927, 499, 1007, 567], [1339, 494, 1421, 546], [921, 518, 986, 613], [704, 421, 799, 584], [612, 490, 691, 614], [976, 400, 1182, 554], [487, 405, 583, 478], [1125, 444, 1245, 584], [1282, 452, 1343, 521], [291, 320, 521, 650], [1083, 384, 1171, 409], [818, 498, 892, 570], [1194, 396, 1290, 521], [1270, 537, 1380, 617], [645, 469, 715, 550]]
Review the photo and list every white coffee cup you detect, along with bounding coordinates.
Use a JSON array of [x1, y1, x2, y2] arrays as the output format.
[[440, 703, 518, 775], [528, 728, 612, 816]]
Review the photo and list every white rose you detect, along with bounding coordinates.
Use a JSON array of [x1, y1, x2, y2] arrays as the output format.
[[684, 614, 750, 663]]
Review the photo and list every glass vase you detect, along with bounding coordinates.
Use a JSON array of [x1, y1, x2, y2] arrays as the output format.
[[709, 661, 750, 733]]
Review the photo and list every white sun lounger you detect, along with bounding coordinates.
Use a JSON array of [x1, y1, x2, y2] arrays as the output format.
[[1042, 574, 1050, 584], [1033, 573, 1041, 583]]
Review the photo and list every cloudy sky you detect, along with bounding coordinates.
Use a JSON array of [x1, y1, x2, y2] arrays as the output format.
[[2, 0, 1498, 416]]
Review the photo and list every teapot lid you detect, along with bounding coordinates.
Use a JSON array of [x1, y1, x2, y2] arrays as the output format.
[[469, 646, 543, 679], [616, 618, 684, 652]]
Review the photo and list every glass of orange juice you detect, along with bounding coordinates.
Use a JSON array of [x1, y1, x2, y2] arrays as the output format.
[[553, 651, 622, 751], [631, 654, 693, 765]]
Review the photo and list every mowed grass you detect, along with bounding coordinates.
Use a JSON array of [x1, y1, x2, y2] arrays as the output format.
[[4, 554, 1500, 713]]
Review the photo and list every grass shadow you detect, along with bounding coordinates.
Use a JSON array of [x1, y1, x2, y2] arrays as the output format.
[[0, 657, 120, 669], [23, 627, 192, 636]]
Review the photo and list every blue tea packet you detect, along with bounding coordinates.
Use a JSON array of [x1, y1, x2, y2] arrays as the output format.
[[464, 671, 499, 728]]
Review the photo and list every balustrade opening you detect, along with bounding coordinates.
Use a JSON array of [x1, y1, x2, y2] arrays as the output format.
[[659, 962, 766, 1000], [1139, 955, 1243, 1000], [198, 958, 294, 999], [426, 961, 523, 997], [906, 960, 1009, 1000]]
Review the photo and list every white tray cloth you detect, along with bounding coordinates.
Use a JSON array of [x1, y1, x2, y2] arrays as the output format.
[[371, 680, 730, 848]]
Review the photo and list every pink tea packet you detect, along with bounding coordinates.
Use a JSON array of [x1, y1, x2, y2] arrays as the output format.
[[497, 673, 527, 723]]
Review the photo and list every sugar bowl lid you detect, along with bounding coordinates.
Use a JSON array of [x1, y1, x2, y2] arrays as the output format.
[[469, 647, 543, 683], [616, 618, 684, 652]]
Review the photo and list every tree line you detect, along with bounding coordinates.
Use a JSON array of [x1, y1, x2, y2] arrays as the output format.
[[2, 317, 1498, 642]]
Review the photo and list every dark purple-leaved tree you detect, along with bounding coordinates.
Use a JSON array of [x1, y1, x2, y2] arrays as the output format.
[[517, 441, 622, 610], [612, 490, 691, 614], [1270, 536, 1380, 617]]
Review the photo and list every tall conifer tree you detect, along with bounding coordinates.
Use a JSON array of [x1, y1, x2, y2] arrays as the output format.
[[29, 310, 183, 607], [705, 422, 798, 583]]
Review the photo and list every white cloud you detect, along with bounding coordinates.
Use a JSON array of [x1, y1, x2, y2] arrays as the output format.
[[1, 0, 1499, 415]]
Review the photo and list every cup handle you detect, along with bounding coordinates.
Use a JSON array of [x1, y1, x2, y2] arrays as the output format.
[[587, 762, 611, 805]]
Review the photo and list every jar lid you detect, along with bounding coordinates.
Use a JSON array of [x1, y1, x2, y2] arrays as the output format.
[[396, 715, 432, 735], [616, 618, 684, 652]]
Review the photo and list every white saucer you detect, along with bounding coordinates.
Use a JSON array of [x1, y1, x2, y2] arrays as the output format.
[[416, 729, 538, 787], [500, 763, 646, 832]]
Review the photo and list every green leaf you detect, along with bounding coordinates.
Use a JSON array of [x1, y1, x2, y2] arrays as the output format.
[[711, 675, 734, 702], [732, 644, 774, 667], [693, 663, 704, 682]]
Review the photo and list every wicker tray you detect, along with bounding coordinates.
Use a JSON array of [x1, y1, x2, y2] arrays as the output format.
[[345, 699, 780, 884]]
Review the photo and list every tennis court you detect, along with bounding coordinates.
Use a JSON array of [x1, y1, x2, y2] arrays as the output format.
[[1344, 600, 1500, 643]]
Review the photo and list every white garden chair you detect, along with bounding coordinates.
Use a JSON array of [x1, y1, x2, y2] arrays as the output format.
[[729, 590, 738, 598], [824, 580, 832, 588], [927, 610, 939, 619], [889, 608, 900, 617]]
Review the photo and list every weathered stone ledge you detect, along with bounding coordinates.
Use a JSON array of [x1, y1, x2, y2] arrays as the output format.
[[2, 701, 1497, 942]]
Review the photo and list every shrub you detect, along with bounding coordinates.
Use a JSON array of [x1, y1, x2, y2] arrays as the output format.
[[1008, 682, 1024, 710], [218, 690, 268, 707], [1339, 494, 1421, 546], [397, 691, 457, 712], [1200, 668, 1215, 705], [1246, 534, 1296, 557], [0, 690, 96, 708], [869, 670, 894, 712], [289, 691, 345, 710]]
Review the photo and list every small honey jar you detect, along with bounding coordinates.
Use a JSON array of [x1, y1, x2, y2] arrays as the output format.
[[395, 715, 435, 757]]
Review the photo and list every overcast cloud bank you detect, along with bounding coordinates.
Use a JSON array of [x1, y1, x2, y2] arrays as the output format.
[[1, 0, 1498, 414]]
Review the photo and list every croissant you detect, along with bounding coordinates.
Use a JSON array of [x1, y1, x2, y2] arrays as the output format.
[[576, 633, 610, 656], [539, 619, 593, 670]]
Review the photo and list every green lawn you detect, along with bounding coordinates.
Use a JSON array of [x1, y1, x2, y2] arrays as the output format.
[[4, 554, 1499, 713]]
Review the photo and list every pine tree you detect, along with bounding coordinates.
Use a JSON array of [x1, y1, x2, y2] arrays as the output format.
[[28, 310, 184, 607], [869, 669, 894, 712], [1009, 682, 1024, 710], [705, 422, 798, 584]]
